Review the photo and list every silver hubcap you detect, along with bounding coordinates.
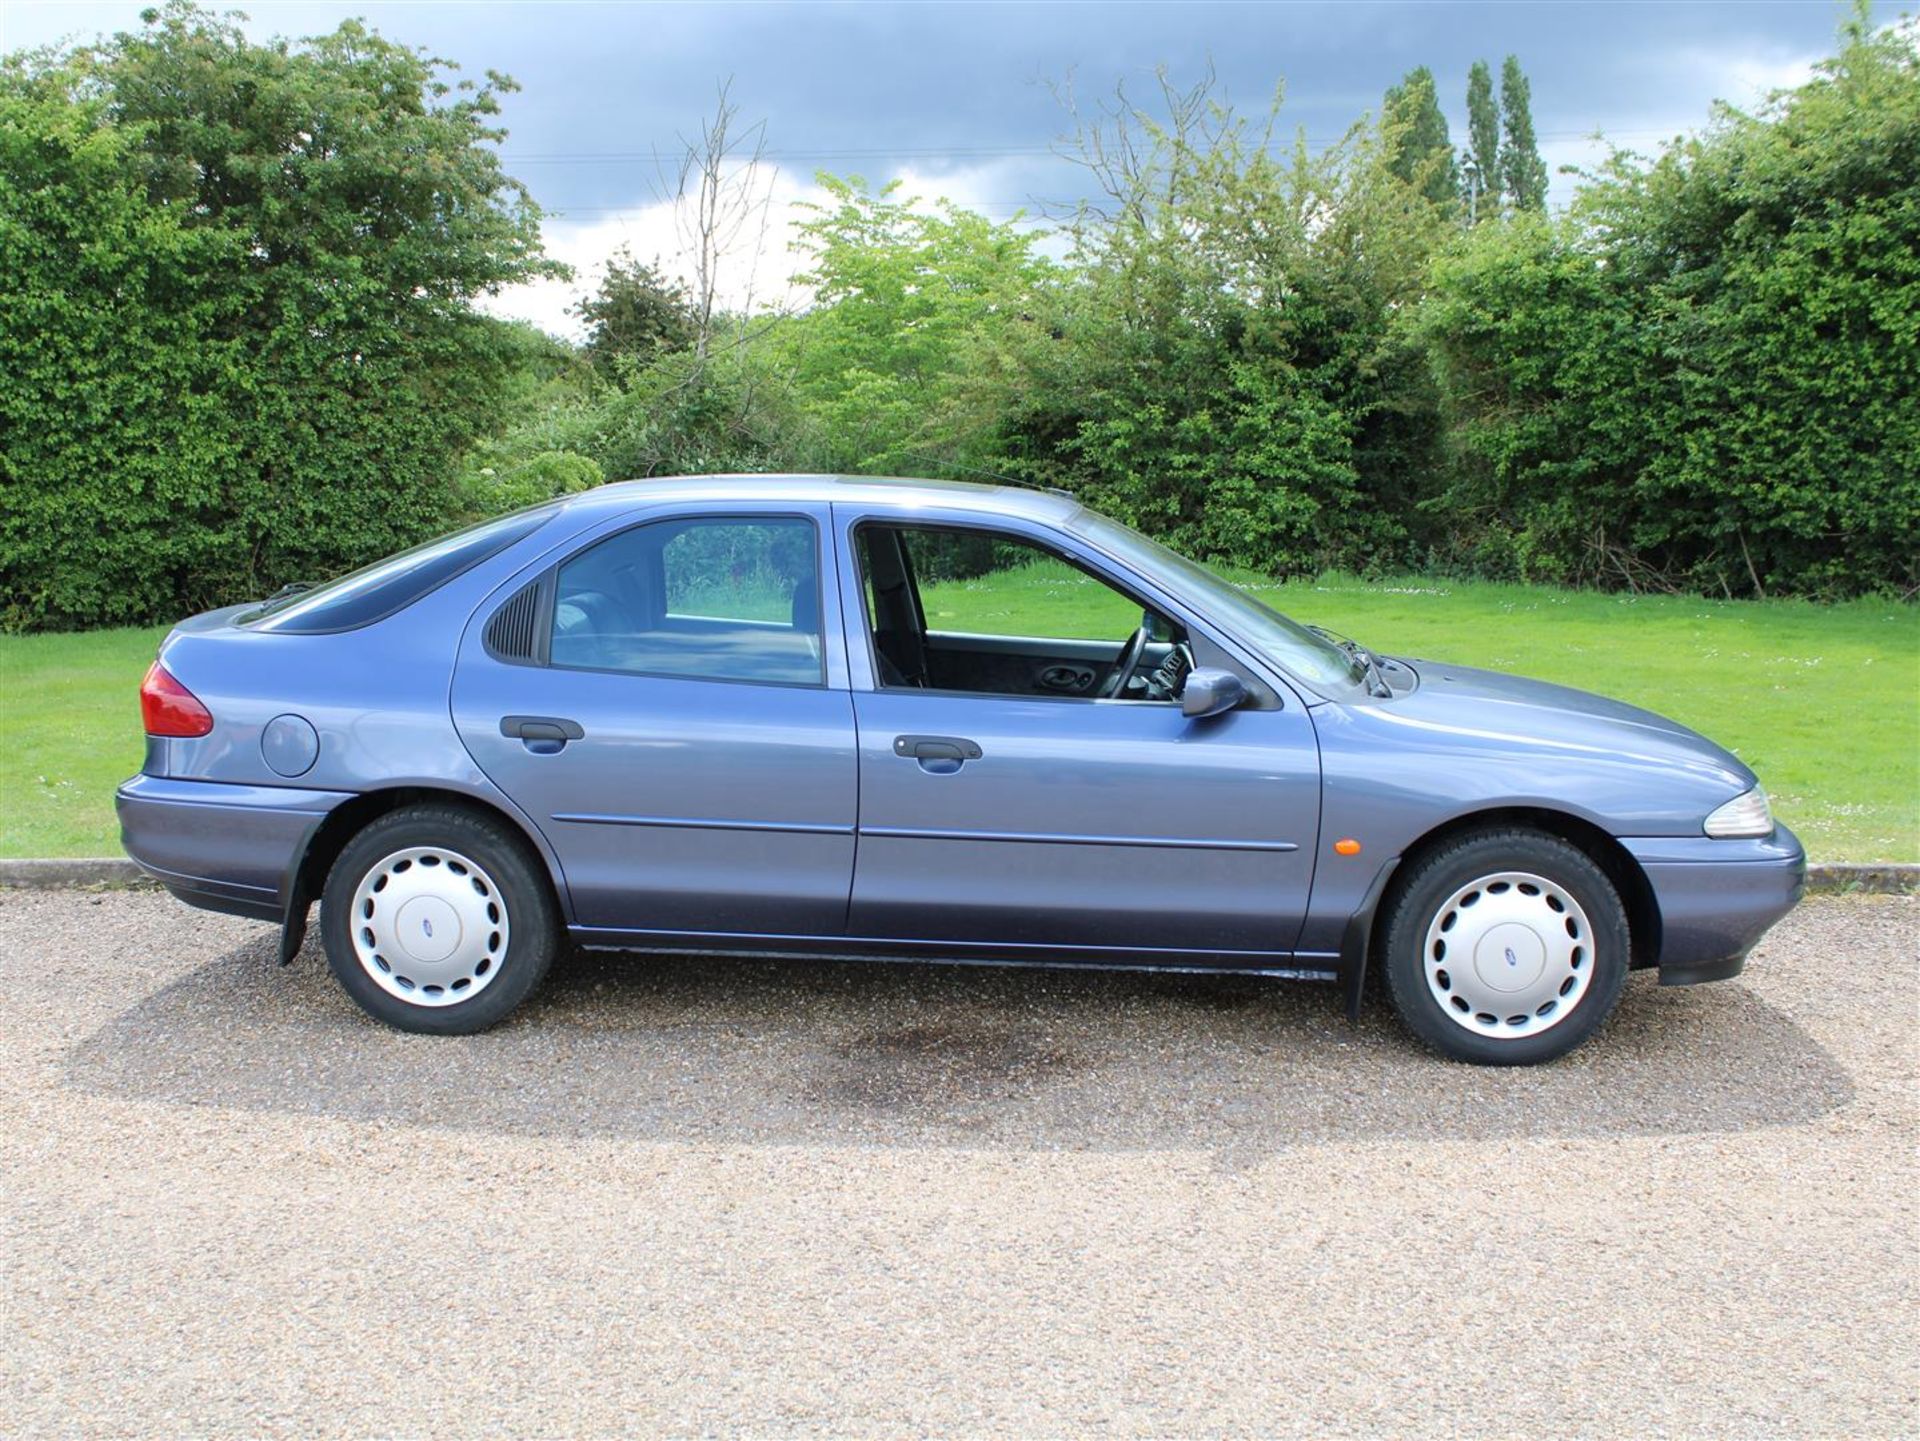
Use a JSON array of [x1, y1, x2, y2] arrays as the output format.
[[1423, 870, 1594, 1038], [350, 846, 509, 1007]]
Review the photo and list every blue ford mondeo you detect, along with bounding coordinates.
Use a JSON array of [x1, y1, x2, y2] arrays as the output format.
[[116, 475, 1805, 1063]]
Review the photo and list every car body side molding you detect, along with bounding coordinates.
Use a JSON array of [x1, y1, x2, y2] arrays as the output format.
[[857, 825, 1300, 853], [552, 813, 856, 837]]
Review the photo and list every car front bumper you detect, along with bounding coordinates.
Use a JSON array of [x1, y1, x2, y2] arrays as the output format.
[[116, 775, 354, 922], [1621, 826, 1807, 985]]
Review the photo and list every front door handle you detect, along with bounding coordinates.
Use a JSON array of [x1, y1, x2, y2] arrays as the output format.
[[893, 734, 983, 774], [500, 714, 584, 754]]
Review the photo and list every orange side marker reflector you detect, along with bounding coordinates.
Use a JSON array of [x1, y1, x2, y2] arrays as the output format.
[[1334, 838, 1362, 856]]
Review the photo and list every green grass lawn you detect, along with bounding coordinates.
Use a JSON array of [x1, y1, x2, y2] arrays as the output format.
[[1, 624, 169, 857], [2, 574, 1915, 861]]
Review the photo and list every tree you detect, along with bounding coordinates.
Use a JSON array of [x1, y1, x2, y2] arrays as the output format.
[[1383, 66, 1459, 212], [1424, 6, 1919, 597], [779, 175, 1058, 475], [0, 2, 562, 628], [1499, 56, 1550, 212], [1462, 59, 1501, 222], [1021, 69, 1452, 573], [669, 80, 777, 365], [572, 248, 696, 375]]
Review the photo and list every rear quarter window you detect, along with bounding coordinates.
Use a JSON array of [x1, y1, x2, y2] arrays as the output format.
[[239, 507, 559, 634]]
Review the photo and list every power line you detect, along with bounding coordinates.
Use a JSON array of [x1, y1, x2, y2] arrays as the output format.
[[522, 132, 1681, 217], [541, 202, 1048, 216], [499, 127, 1685, 166], [514, 125, 1685, 216], [505, 146, 1062, 165]]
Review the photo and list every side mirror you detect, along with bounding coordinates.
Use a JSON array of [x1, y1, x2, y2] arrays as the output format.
[[1181, 667, 1247, 720]]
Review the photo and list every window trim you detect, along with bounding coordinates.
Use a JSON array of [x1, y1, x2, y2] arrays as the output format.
[[849, 518, 1187, 707], [524, 510, 829, 691]]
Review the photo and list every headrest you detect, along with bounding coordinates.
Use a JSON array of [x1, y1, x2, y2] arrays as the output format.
[[790, 577, 820, 634]]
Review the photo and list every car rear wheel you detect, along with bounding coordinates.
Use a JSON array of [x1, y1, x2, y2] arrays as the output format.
[[1381, 828, 1630, 1065], [321, 804, 559, 1034]]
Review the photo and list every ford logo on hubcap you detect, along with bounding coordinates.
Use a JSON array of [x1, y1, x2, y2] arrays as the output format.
[[422, 918, 434, 938], [1504, 946, 1518, 967]]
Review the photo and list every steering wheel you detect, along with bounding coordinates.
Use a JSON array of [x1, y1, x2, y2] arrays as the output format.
[[1100, 617, 1153, 699]]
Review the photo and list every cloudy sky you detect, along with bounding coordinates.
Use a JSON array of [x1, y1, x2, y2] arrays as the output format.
[[2, 0, 1890, 335]]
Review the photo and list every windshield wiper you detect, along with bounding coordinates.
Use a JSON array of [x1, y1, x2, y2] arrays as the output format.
[[1308, 625, 1394, 699]]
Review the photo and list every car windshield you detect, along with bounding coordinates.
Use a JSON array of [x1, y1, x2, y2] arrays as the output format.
[[1066, 510, 1365, 692], [238, 504, 560, 633]]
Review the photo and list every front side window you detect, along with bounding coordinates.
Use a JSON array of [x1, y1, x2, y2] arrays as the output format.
[[550, 516, 823, 685], [1067, 509, 1365, 693], [856, 522, 1191, 702]]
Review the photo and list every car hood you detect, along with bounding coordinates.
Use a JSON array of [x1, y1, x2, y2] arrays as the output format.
[[1372, 658, 1758, 794]]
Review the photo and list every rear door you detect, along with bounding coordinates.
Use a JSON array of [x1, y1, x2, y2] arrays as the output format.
[[452, 504, 858, 937], [834, 508, 1322, 959]]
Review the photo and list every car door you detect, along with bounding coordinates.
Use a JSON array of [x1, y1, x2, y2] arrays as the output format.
[[833, 506, 1322, 959], [452, 504, 858, 937]]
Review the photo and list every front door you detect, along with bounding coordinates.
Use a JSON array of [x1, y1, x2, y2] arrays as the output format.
[[453, 506, 857, 936], [837, 512, 1321, 959]]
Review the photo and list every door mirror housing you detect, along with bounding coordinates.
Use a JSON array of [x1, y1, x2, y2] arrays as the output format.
[[1181, 667, 1247, 719]]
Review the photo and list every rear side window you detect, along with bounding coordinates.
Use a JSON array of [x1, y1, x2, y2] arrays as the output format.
[[240, 506, 559, 633], [550, 516, 823, 686]]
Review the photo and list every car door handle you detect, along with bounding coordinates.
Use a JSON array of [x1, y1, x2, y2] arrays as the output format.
[[893, 734, 983, 774], [500, 715, 584, 754]]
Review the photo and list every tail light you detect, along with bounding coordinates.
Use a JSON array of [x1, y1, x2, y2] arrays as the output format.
[[140, 661, 214, 737]]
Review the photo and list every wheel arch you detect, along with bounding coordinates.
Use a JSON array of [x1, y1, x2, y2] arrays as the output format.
[[1342, 805, 1662, 1017], [279, 785, 568, 962]]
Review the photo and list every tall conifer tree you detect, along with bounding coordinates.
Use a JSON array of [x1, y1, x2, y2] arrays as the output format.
[[1462, 59, 1501, 221], [1498, 55, 1550, 212], [1383, 66, 1459, 211]]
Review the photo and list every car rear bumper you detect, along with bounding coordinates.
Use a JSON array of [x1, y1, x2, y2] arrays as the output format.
[[1621, 827, 1807, 985], [116, 775, 354, 923]]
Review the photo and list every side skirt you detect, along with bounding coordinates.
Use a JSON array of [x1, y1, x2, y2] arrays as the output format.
[[569, 924, 1340, 982]]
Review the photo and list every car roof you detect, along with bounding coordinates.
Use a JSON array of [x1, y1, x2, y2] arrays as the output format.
[[563, 473, 1086, 525]]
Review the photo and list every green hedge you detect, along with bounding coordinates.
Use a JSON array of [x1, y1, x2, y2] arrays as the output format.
[[0, 5, 558, 631], [1421, 16, 1920, 597]]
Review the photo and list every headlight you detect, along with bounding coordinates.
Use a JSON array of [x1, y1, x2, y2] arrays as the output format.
[[1704, 786, 1774, 839]]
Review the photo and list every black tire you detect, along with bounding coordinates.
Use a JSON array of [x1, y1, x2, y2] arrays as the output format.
[[1380, 828, 1630, 1066], [320, 804, 560, 1035]]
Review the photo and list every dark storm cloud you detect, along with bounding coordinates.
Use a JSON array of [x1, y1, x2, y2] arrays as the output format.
[[3, 0, 1881, 217]]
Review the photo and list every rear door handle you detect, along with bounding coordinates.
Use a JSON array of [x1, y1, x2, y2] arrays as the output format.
[[894, 734, 982, 774], [500, 715, 584, 754]]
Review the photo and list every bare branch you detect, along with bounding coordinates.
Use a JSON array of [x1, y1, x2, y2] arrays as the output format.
[[653, 78, 781, 367]]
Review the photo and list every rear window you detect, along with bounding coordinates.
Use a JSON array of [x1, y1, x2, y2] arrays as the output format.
[[239, 506, 559, 633]]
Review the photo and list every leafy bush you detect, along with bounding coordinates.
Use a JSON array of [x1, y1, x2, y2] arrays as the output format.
[[1422, 11, 1919, 597], [5, 4, 1913, 626], [459, 451, 605, 514], [0, 4, 558, 629], [492, 12, 1916, 603], [986, 78, 1452, 576]]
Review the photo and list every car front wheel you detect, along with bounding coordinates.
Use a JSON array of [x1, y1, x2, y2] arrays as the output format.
[[1381, 828, 1631, 1065], [320, 804, 559, 1034]]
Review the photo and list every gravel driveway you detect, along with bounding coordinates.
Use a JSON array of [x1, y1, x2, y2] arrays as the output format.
[[2, 890, 1914, 1436]]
